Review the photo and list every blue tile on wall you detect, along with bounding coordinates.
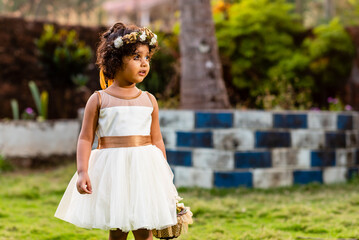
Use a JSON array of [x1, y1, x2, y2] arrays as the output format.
[[337, 115, 353, 130], [311, 150, 336, 167], [293, 170, 323, 184], [195, 112, 233, 128], [166, 150, 192, 166], [348, 167, 359, 180], [177, 131, 213, 148], [255, 131, 291, 148], [214, 172, 253, 188], [235, 151, 272, 168], [273, 114, 308, 129], [325, 132, 346, 148]]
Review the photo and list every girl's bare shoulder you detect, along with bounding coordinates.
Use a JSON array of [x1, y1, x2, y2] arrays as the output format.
[[145, 91, 158, 104], [85, 92, 101, 111]]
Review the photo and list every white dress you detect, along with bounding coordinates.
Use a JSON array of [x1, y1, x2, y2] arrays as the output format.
[[54, 90, 178, 232]]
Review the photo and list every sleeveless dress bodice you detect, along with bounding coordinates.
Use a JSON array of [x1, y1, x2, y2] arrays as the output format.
[[97, 90, 154, 137]]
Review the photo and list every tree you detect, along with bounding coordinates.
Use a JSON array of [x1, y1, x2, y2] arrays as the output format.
[[324, 0, 335, 21], [179, 0, 230, 109]]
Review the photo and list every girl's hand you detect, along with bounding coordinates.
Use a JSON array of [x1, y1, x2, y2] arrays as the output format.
[[76, 172, 93, 194]]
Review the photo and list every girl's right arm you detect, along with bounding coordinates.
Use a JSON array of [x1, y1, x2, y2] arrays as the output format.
[[76, 93, 100, 194]]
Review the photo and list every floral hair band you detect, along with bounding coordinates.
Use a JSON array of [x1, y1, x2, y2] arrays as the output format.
[[113, 27, 157, 48]]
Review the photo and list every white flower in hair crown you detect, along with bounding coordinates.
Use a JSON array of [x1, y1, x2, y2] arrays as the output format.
[[114, 37, 123, 48], [139, 31, 147, 42], [150, 34, 157, 46], [113, 27, 157, 49]]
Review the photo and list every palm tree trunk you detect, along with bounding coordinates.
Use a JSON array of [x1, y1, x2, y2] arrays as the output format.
[[179, 0, 230, 109], [324, 0, 335, 21], [295, 0, 303, 20]]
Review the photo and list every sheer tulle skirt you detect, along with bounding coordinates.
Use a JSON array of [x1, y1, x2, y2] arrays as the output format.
[[54, 145, 178, 232]]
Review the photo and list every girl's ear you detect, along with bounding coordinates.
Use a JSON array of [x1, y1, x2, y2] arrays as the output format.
[[114, 63, 125, 78]]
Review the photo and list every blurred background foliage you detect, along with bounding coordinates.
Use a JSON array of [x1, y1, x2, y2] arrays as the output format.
[[288, 0, 359, 27], [0, 0, 105, 26], [35, 24, 93, 87], [0, 0, 358, 111], [2, 0, 359, 27], [213, 0, 355, 110]]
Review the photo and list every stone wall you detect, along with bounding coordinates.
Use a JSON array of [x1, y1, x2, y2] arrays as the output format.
[[0, 120, 80, 167], [159, 110, 359, 188], [1, 109, 358, 188]]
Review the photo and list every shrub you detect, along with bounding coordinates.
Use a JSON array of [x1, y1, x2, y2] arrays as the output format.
[[35, 24, 93, 87], [214, 0, 307, 109], [71, 74, 89, 87], [302, 18, 355, 107], [214, 0, 355, 110]]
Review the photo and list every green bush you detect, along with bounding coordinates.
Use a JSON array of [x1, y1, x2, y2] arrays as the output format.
[[71, 74, 89, 87], [215, 0, 305, 108], [214, 0, 355, 110], [35, 24, 93, 87], [303, 18, 355, 106]]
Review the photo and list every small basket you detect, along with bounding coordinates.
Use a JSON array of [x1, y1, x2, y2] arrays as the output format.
[[152, 223, 182, 239], [152, 209, 187, 239]]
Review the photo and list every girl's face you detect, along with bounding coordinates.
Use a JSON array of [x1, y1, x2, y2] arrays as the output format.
[[114, 44, 151, 86]]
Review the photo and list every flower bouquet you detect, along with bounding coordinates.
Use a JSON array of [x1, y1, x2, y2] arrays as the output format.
[[152, 196, 193, 239]]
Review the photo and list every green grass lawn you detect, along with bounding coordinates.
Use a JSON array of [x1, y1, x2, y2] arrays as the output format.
[[1, 163, 359, 240]]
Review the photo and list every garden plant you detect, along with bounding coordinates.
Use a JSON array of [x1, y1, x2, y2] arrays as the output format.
[[213, 0, 355, 110]]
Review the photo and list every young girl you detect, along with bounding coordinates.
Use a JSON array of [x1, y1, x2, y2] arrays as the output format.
[[55, 22, 179, 240]]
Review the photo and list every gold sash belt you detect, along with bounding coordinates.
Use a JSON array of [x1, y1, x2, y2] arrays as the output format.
[[97, 135, 152, 149]]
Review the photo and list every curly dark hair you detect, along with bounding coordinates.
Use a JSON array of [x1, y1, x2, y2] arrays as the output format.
[[96, 22, 159, 80]]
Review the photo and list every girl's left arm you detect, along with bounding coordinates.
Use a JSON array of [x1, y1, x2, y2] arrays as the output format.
[[148, 93, 167, 160]]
